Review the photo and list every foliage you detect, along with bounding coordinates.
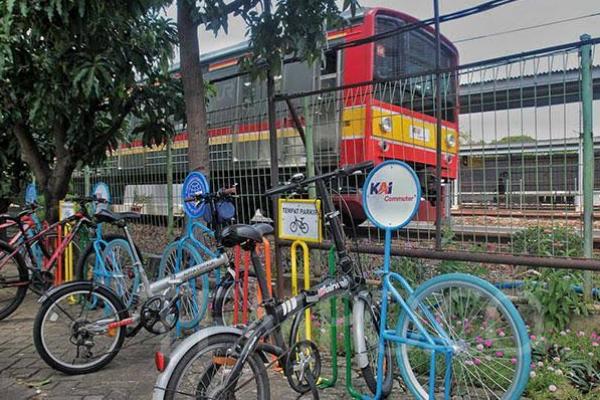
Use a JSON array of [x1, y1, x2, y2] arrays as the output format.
[[491, 135, 536, 144], [195, 0, 359, 77], [513, 227, 583, 258], [526, 330, 600, 399], [0, 0, 184, 220], [513, 227, 586, 332]]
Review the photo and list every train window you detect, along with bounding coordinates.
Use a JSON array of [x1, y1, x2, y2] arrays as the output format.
[[241, 76, 256, 104], [283, 61, 314, 93], [373, 15, 456, 123], [321, 51, 337, 76]]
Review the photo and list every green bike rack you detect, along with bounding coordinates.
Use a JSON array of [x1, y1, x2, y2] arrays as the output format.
[[317, 247, 338, 388]]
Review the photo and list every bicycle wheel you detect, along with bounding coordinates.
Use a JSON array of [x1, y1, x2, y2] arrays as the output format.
[[395, 273, 531, 399], [33, 281, 127, 374], [212, 272, 261, 326], [163, 333, 269, 400], [354, 298, 393, 397], [75, 234, 141, 281], [101, 239, 140, 309], [158, 241, 209, 329], [0, 241, 29, 320]]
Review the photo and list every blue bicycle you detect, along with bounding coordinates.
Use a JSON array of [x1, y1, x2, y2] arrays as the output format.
[[158, 186, 238, 330]]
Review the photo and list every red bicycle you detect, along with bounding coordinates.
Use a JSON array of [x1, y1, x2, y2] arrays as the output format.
[[0, 197, 102, 319]]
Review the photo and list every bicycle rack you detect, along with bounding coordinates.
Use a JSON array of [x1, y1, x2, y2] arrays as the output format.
[[232, 239, 272, 324], [290, 240, 312, 339]]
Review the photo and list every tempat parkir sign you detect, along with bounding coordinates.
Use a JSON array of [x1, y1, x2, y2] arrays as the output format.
[[362, 161, 421, 230]]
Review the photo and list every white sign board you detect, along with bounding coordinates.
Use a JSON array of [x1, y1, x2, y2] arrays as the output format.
[[60, 201, 76, 219], [362, 160, 421, 230], [278, 199, 322, 243]]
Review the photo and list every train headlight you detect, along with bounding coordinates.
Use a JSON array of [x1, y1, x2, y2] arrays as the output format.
[[446, 132, 456, 148], [380, 117, 392, 133]]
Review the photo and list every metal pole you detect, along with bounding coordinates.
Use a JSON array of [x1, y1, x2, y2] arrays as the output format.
[[580, 33, 594, 301], [166, 137, 174, 241], [84, 166, 91, 196], [264, 0, 284, 297], [304, 96, 317, 199], [433, 0, 443, 250]]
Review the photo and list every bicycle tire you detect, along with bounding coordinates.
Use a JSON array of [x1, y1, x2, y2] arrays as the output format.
[[0, 241, 29, 320], [355, 299, 393, 397], [164, 333, 269, 400], [395, 273, 531, 399], [212, 271, 259, 326], [33, 281, 127, 374], [101, 239, 140, 309], [287, 297, 393, 396], [158, 241, 209, 329], [75, 234, 141, 281]]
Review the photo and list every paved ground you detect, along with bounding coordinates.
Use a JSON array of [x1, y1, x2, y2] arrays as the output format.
[[0, 295, 405, 400]]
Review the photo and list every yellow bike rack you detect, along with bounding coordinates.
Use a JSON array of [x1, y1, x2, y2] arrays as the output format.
[[290, 239, 312, 340]]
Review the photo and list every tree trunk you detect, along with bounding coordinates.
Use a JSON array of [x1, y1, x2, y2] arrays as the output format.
[[178, 0, 210, 175]]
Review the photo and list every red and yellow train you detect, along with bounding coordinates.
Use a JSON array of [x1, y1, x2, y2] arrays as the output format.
[[111, 7, 459, 224]]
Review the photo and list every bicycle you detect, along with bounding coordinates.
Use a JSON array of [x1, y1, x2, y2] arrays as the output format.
[[32, 189, 259, 374], [158, 186, 237, 330], [154, 161, 531, 400], [153, 162, 393, 400], [0, 196, 109, 320]]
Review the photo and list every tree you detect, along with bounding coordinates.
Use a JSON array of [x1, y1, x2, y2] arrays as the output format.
[[177, 0, 358, 174], [0, 1, 184, 221], [492, 135, 536, 144], [0, 132, 29, 213]]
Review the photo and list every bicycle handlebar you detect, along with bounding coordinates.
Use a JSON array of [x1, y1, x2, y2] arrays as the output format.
[[184, 185, 238, 203], [264, 161, 374, 197]]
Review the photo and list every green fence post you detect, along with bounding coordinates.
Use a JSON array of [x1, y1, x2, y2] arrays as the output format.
[[580, 34, 594, 302], [166, 137, 174, 241], [304, 96, 316, 199]]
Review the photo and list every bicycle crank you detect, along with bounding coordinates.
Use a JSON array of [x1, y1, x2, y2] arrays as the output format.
[[140, 296, 179, 334]]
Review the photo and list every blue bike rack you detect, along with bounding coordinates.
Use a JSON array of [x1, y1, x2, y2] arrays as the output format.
[[361, 160, 454, 400]]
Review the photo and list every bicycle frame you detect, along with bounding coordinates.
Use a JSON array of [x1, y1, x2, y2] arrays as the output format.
[[0, 215, 89, 288]]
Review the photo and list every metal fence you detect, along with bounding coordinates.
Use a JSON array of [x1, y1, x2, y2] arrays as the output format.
[[67, 37, 599, 280]]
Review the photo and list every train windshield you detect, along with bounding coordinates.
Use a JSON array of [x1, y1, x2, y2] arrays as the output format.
[[373, 15, 457, 122]]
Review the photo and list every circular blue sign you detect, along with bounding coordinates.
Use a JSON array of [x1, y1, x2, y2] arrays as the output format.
[[362, 160, 421, 230], [182, 172, 210, 219], [25, 183, 37, 205], [91, 182, 111, 212]]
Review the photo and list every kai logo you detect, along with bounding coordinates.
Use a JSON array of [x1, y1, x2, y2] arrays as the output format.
[[369, 181, 393, 195]]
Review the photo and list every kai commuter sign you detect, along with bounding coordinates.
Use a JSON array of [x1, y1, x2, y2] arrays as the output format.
[[362, 160, 421, 230], [278, 199, 322, 243]]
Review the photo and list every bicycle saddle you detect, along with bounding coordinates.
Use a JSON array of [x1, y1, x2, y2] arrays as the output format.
[[220, 223, 273, 248], [95, 209, 141, 224]]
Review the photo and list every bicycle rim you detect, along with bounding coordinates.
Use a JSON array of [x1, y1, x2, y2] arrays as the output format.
[[38, 289, 122, 370], [396, 273, 530, 399]]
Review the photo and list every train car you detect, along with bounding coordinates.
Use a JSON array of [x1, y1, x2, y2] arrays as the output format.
[[100, 7, 459, 225]]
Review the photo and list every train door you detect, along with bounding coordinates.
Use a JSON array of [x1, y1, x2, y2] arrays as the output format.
[[312, 50, 342, 166]]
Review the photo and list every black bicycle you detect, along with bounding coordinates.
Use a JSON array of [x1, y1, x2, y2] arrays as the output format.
[[153, 161, 394, 400]]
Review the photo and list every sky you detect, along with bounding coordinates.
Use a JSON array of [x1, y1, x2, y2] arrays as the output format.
[[165, 0, 600, 63], [165, 0, 600, 141]]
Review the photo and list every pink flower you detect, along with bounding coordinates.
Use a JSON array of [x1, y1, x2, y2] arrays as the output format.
[[511, 357, 518, 365], [592, 342, 599, 347], [475, 336, 484, 344], [473, 358, 482, 366], [484, 339, 493, 348], [530, 334, 537, 341], [495, 351, 504, 358]]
